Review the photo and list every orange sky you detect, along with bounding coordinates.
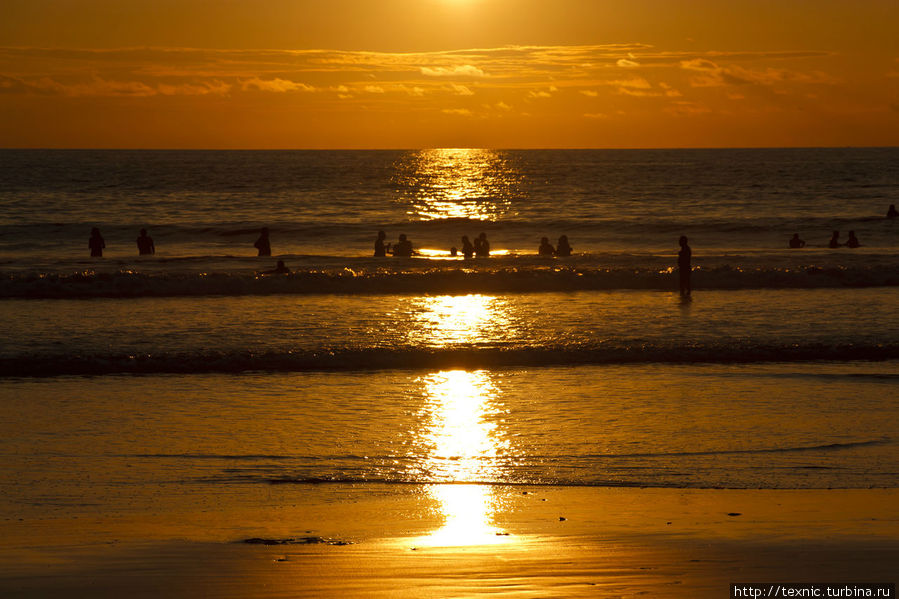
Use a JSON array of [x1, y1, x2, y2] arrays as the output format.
[[1, 0, 897, 148]]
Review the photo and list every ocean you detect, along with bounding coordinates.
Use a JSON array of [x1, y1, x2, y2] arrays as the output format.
[[1, 148, 898, 519]]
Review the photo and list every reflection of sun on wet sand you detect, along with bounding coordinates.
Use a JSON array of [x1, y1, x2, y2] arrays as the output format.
[[2, 486, 897, 597]]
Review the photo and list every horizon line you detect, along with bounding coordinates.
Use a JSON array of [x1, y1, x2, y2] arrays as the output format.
[[2, 145, 897, 152]]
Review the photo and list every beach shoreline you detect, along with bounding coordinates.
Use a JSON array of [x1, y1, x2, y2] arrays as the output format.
[[2, 486, 896, 597]]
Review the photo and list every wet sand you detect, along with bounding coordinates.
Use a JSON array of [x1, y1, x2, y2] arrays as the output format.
[[1, 486, 897, 597]]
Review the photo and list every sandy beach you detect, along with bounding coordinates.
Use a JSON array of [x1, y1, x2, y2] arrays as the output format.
[[1, 485, 896, 597]]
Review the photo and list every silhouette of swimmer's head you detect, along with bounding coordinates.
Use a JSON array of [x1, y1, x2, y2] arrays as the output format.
[[479, 232, 487, 239], [261, 227, 269, 236], [276, 260, 285, 268], [91, 227, 100, 236], [399, 234, 407, 241], [559, 235, 569, 243], [832, 230, 839, 236], [140, 228, 147, 236], [462, 235, 470, 242], [541, 237, 549, 244], [377, 230, 386, 239], [679, 235, 688, 246]]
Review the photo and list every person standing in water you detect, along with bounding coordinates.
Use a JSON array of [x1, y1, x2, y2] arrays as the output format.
[[136, 228, 155, 255], [887, 204, 898, 219], [846, 231, 861, 248], [474, 232, 490, 258], [254, 227, 271, 256], [538, 237, 555, 256], [461, 235, 474, 259], [556, 235, 572, 257], [828, 231, 841, 248], [789, 233, 806, 248], [89, 227, 105, 257], [374, 230, 390, 257], [678, 235, 692, 297], [391, 233, 414, 257]]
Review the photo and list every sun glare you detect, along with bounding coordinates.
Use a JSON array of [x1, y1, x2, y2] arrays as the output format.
[[414, 370, 512, 547], [406, 294, 516, 347], [392, 149, 521, 221]]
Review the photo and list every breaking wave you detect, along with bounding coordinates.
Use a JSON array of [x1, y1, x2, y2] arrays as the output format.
[[3, 342, 898, 377], [2, 263, 898, 299]]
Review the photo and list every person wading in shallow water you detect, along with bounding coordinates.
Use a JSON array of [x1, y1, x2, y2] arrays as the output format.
[[89, 227, 105, 257], [678, 235, 692, 297], [474, 232, 490, 258], [373, 230, 390, 257], [254, 227, 271, 256], [136, 228, 155, 255]]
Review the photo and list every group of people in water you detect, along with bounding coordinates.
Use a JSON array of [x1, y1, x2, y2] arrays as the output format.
[[89, 227, 155, 257], [373, 231, 575, 259], [89, 202, 896, 267], [788, 230, 863, 249]]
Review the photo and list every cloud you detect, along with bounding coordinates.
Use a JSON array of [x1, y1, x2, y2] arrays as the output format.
[[0, 43, 840, 107], [0, 74, 230, 97], [449, 83, 474, 96], [584, 112, 609, 119], [527, 85, 557, 99], [680, 58, 837, 88], [609, 78, 651, 89], [659, 82, 682, 97], [421, 65, 486, 78], [442, 108, 473, 116], [241, 78, 315, 93]]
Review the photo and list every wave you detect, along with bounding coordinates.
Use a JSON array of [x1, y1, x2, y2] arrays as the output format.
[[3, 343, 898, 377], [122, 439, 890, 463], [2, 263, 898, 298]]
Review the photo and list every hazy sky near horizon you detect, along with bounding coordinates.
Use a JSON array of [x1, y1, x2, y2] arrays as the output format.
[[1, 0, 897, 148]]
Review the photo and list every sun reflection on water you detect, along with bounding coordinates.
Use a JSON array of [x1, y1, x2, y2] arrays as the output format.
[[407, 294, 517, 347], [392, 148, 521, 221], [415, 370, 512, 546]]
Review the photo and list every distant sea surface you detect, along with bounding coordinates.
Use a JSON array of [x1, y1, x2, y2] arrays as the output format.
[[0, 148, 897, 500]]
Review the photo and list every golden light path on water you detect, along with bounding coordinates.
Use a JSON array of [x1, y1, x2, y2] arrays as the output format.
[[407, 293, 513, 346], [415, 370, 512, 547], [393, 148, 521, 545], [393, 148, 520, 222], [407, 294, 516, 546]]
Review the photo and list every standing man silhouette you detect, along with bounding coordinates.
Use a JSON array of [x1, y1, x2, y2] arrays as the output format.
[[136, 228, 155, 255], [678, 235, 692, 297], [89, 227, 105, 257], [254, 227, 271, 256]]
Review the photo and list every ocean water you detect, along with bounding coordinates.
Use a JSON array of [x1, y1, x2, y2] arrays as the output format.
[[0, 148, 897, 508]]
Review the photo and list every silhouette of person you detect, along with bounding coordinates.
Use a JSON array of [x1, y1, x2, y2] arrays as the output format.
[[136, 228, 155, 255], [887, 204, 898, 219], [789, 233, 806, 248], [461, 235, 474, 259], [89, 227, 105, 257], [254, 227, 271, 256], [391, 233, 414, 257], [678, 235, 692, 297], [474, 232, 490, 258], [374, 230, 389, 257], [449, 246, 458, 257], [828, 231, 841, 248], [538, 236, 555, 256], [556, 235, 572, 257], [846, 230, 860, 248], [262, 259, 290, 274]]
